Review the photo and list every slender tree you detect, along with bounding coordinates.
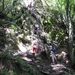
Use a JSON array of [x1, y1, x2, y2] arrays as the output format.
[[66, 0, 74, 64], [2, 0, 4, 11]]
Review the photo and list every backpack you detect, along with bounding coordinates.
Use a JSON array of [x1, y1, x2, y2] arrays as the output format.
[[35, 27, 37, 30], [51, 44, 56, 52]]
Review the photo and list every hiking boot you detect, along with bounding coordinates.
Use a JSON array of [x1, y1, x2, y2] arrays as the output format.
[[55, 59, 58, 64], [51, 62, 55, 65]]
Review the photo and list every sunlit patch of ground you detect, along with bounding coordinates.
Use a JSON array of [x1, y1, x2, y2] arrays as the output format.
[[51, 64, 66, 70], [22, 57, 32, 62]]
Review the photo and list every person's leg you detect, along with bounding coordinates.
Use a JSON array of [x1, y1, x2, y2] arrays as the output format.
[[52, 55, 55, 63], [53, 54, 56, 60], [54, 55, 57, 63]]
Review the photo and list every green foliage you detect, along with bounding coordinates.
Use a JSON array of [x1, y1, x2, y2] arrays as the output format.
[[43, 15, 65, 46], [7, 13, 13, 18], [36, 57, 42, 61], [9, 70, 17, 75], [56, 30, 65, 46], [7, 33, 13, 37], [7, 24, 18, 37], [0, 70, 18, 75], [16, 56, 26, 67], [49, 30, 56, 40], [65, 73, 75, 75], [0, 52, 11, 60], [0, 19, 8, 25], [15, 56, 37, 75], [43, 16, 53, 32], [49, 28, 65, 47], [0, 71, 9, 75], [9, 24, 18, 31], [0, 54, 37, 75]]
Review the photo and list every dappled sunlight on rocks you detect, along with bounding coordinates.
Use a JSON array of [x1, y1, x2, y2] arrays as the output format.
[[22, 57, 32, 62], [17, 42, 27, 52], [56, 49, 69, 64], [51, 63, 66, 70], [15, 38, 33, 54]]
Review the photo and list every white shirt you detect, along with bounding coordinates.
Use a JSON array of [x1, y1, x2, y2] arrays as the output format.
[[35, 24, 39, 28]]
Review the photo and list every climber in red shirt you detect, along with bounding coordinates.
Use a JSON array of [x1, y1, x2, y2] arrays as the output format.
[[33, 42, 38, 56]]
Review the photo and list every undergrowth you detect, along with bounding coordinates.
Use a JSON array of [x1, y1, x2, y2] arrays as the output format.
[[0, 52, 38, 75]]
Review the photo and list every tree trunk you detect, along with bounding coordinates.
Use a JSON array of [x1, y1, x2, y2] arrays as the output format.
[[2, 0, 4, 11], [66, 0, 74, 64], [68, 15, 74, 64]]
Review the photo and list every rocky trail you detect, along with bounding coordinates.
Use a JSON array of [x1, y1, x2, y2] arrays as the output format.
[[12, 33, 74, 75]]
